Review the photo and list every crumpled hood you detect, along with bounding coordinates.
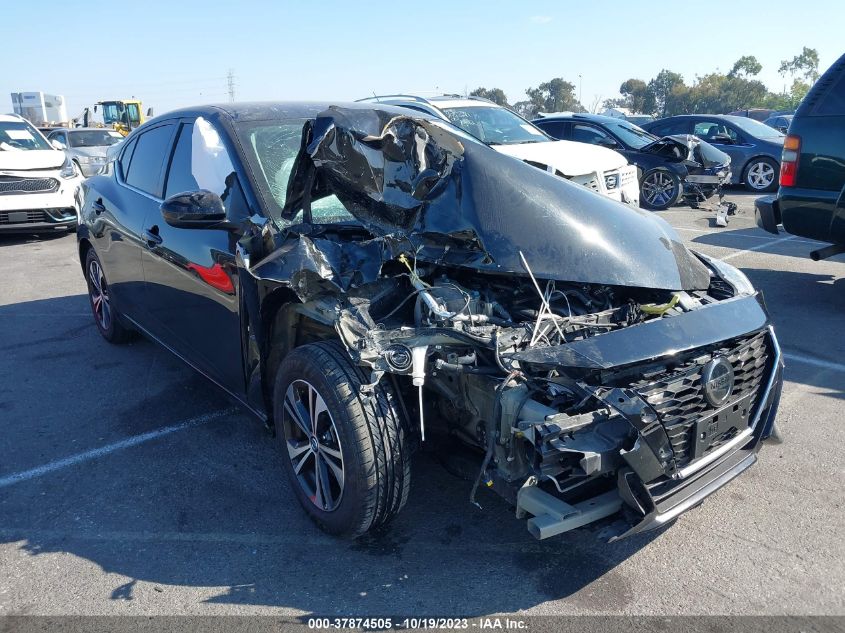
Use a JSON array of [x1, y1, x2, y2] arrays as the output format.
[[493, 139, 627, 176], [0, 149, 65, 171], [642, 135, 731, 169], [282, 105, 711, 292]]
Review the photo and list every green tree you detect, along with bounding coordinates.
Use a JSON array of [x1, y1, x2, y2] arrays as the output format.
[[469, 87, 510, 107], [522, 78, 585, 118], [729, 55, 763, 78], [618, 78, 656, 114], [647, 70, 686, 117], [779, 47, 820, 82]]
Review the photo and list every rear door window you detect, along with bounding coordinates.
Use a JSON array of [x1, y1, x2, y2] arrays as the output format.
[[117, 136, 138, 180], [535, 120, 567, 139], [650, 119, 690, 136], [572, 123, 612, 145], [124, 124, 176, 197], [693, 120, 738, 142]]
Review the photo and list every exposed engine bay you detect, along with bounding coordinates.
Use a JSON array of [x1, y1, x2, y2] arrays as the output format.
[[243, 105, 783, 540]]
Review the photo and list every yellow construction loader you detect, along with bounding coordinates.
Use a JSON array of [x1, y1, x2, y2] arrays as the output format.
[[79, 99, 153, 136]]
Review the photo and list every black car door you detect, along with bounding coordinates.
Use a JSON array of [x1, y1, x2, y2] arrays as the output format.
[[87, 124, 176, 328], [140, 117, 246, 395]]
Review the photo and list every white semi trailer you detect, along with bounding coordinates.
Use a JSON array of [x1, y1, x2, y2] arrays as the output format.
[[10, 92, 68, 125]]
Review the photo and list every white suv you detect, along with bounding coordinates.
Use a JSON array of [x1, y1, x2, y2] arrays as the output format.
[[0, 114, 83, 234], [357, 95, 639, 207]]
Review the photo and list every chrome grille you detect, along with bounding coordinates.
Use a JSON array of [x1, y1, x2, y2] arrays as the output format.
[[630, 331, 770, 467], [0, 176, 59, 194]]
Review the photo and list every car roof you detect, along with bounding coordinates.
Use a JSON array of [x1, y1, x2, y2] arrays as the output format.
[[148, 101, 436, 126], [535, 112, 623, 124], [0, 114, 27, 123]]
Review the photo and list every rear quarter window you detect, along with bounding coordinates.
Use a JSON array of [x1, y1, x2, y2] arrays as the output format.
[[813, 72, 845, 116], [799, 53, 845, 117]]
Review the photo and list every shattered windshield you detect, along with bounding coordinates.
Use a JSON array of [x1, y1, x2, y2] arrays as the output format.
[[439, 106, 550, 145], [237, 119, 357, 228]]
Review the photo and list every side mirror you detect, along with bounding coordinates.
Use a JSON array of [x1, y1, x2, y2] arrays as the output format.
[[597, 136, 618, 148], [711, 134, 733, 144], [146, 107, 154, 117], [50, 139, 66, 150], [160, 190, 229, 229]]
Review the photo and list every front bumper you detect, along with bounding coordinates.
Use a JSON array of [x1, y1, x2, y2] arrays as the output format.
[[0, 208, 78, 233], [680, 167, 732, 203], [512, 296, 784, 541], [0, 178, 82, 233], [612, 341, 783, 541]]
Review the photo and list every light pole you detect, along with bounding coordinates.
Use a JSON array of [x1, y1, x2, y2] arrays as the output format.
[[578, 74, 582, 104]]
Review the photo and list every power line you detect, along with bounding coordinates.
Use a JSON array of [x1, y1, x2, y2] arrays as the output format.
[[227, 69, 236, 102]]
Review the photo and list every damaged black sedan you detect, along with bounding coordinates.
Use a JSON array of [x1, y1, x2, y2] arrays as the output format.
[[77, 103, 783, 541], [533, 113, 732, 211]]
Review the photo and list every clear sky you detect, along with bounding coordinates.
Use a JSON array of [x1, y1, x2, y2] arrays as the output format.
[[2, 0, 842, 118]]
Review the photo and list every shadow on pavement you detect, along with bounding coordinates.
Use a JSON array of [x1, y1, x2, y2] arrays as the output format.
[[0, 295, 660, 615]]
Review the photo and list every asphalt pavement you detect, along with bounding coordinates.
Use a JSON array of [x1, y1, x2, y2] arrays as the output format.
[[0, 189, 843, 617]]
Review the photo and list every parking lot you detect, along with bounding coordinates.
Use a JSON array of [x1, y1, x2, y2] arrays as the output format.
[[0, 188, 843, 617]]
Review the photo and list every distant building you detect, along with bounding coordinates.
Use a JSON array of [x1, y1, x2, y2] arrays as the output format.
[[10, 92, 68, 125]]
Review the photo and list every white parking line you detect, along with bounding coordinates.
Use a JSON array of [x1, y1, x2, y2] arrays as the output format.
[[784, 352, 845, 373], [673, 226, 822, 245], [0, 408, 237, 489], [719, 235, 797, 261]]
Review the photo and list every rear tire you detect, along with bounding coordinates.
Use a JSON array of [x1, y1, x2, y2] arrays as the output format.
[[84, 249, 136, 344], [273, 341, 411, 537], [743, 157, 779, 192]]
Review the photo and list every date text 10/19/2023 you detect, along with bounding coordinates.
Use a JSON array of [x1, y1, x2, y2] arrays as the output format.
[[307, 617, 528, 630]]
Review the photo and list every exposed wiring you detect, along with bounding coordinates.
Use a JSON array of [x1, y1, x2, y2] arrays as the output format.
[[641, 293, 680, 315], [519, 251, 566, 346], [470, 370, 519, 509]]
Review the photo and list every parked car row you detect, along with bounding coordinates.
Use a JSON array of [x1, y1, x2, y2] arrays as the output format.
[[532, 113, 732, 210], [2, 88, 807, 237]]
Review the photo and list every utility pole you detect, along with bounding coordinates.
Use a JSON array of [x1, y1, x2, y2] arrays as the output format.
[[227, 69, 236, 102], [578, 74, 582, 104]]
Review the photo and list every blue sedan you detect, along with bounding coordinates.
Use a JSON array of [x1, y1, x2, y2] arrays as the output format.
[[642, 115, 785, 192]]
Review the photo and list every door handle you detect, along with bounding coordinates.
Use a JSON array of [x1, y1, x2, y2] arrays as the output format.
[[92, 199, 106, 215], [144, 225, 163, 247]]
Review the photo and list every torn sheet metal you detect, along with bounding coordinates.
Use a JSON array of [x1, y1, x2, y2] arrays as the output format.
[[283, 105, 711, 292], [251, 234, 396, 301]]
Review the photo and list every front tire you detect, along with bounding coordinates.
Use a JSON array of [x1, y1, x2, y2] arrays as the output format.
[[640, 169, 681, 210], [743, 157, 779, 192], [84, 249, 135, 344], [273, 341, 411, 537]]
